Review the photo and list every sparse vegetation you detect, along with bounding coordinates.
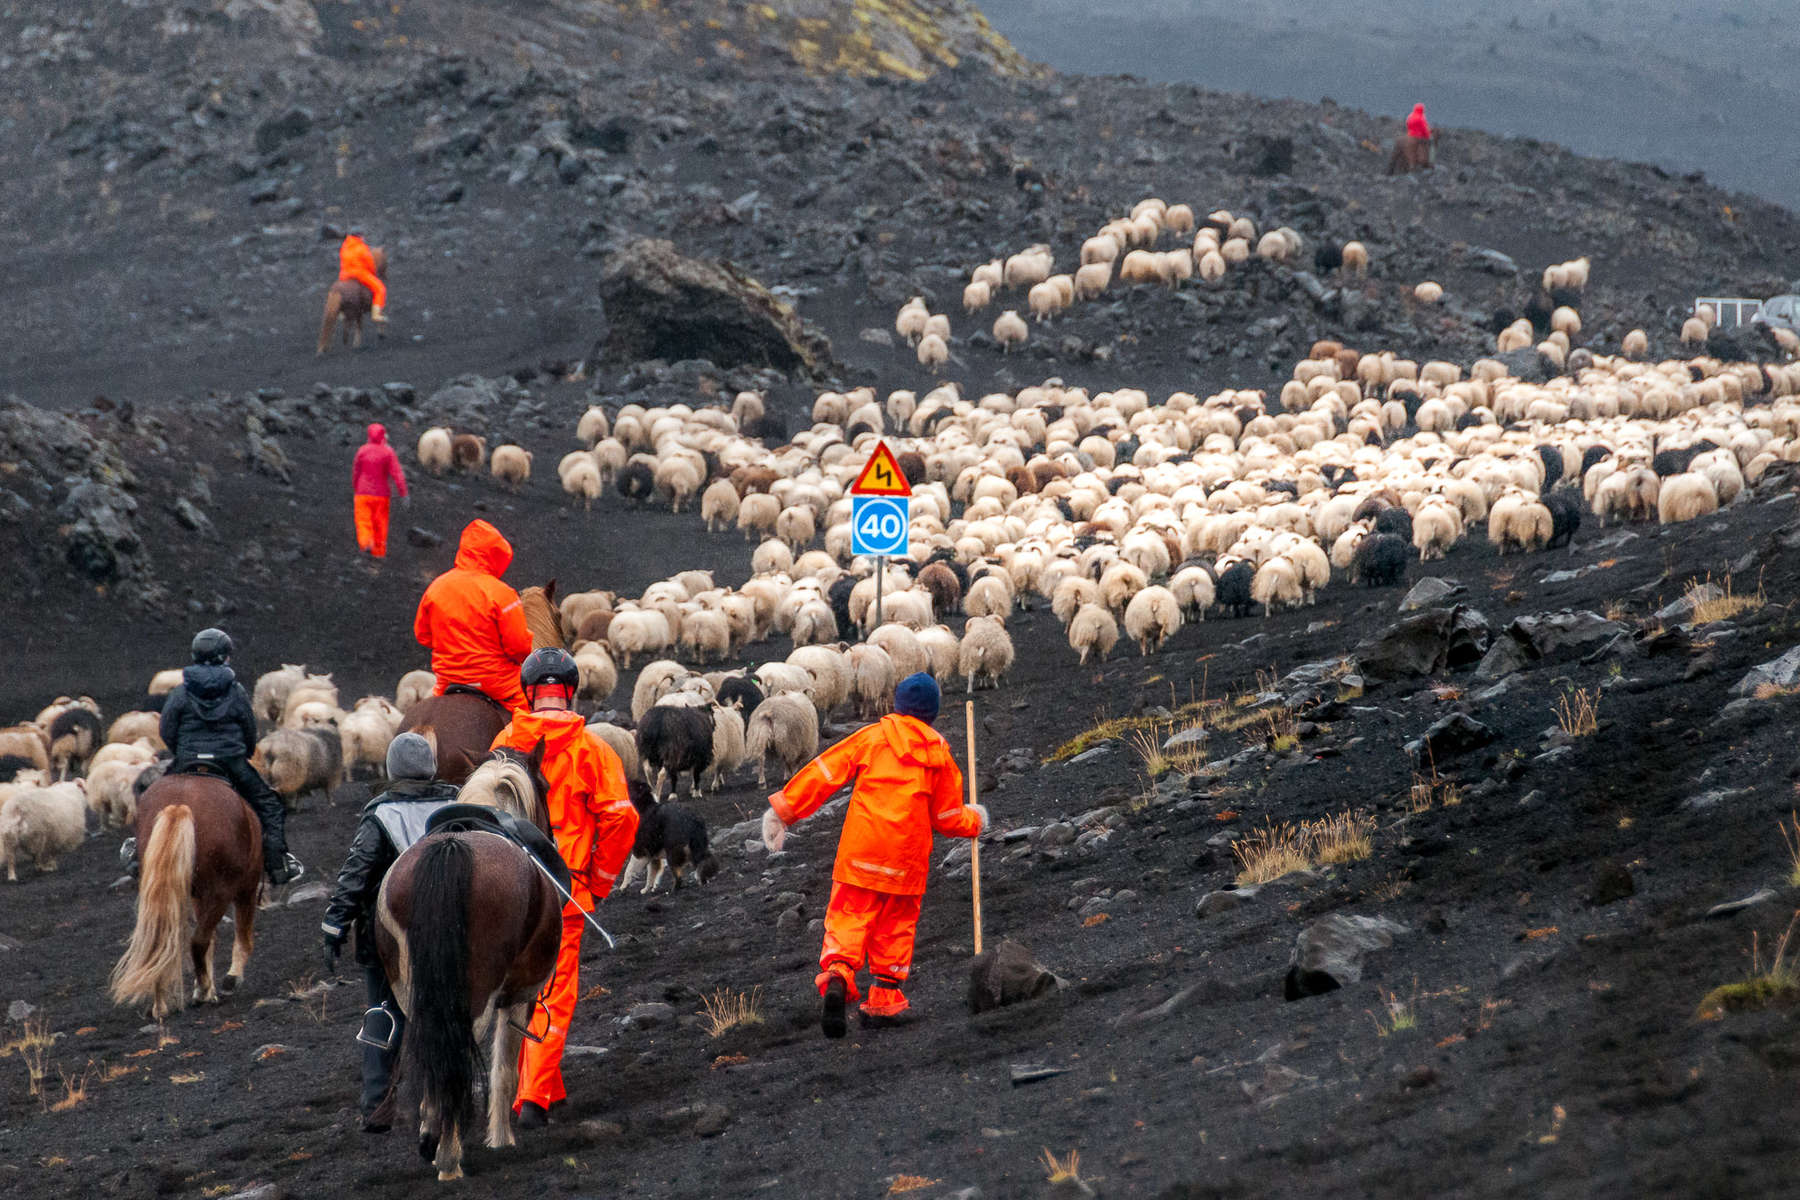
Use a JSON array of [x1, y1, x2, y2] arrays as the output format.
[[0, 1016, 58, 1101], [698, 986, 764, 1037], [1233, 810, 1376, 884], [48, 1062, 92, 1112], [1407, 769, 1463, 814], [1039, 1147, 1084, 1184], [1126, 723, 1206, 778], [1368, 986, 1418, 1037], [1687, 574, 1764, 625], [1697, 911, 1800, 1019], [1783, 812, 1800, 888], [1553, 687, 1600, 737]]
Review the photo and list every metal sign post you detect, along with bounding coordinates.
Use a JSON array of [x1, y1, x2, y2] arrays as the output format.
[[850, 440, 912, 631]]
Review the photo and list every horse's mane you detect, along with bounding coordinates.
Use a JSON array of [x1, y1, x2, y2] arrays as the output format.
[[519, 584, 566, 650], [457, 755, 546, 827]]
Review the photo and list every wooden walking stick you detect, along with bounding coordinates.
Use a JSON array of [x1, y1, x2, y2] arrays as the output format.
[[966, 699, 983, 956]]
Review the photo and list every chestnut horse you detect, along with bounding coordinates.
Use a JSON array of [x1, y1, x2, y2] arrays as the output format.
[[397, 582, 565, 785], [375, 748, 561, 1181], [317, 246, 388, 356], [110, 773, 261, 1020], [1386, 134, 1435, 176]]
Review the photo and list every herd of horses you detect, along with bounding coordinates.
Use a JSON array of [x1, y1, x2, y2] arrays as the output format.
[[110, 583, 571, 1180]]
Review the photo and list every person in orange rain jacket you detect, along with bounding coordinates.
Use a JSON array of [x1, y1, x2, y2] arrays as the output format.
[[413, 519, 534, 711], [339, 232, 388, 323], [491, 648, 637, 1129], [761, 672, 987, 1038], [350, 423, 408, 559]]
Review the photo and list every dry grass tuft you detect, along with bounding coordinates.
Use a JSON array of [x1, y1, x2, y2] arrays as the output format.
[[1696, 910, 1800, 1019], [1687, 574, 1764, 625], [0, 1016, 58, 1100], [1232, 821, 1312, 885], [1553, 687, 1600, 737], [1782, 813, 1800, 888], [1127, 723, 1207, 778], [1310, 810, 1377, 865], [1368, 985, 1418, 1037], [1039, 1147, 1083, 1183], [1407, 769, 1463, 813], [48, 1062, 92, 1112], [698, 987, 764, 1038]]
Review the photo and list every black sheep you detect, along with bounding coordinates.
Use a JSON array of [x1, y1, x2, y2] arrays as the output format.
[[1543, 491, 1582, 550], [827, 575, 858, 642], [1580, 445, 1612, 478], [0, 754, 34, 783], [635, 704, 715, 802], [615, 460, 655, 505], [1373, 506, 1413, 544], [716, 675, 764, 717], [1215, 560, 1256, 618], [1652, 439, 1718, 478], [1535, 445, 1564, 491], [1312, 242, 1344, 274], [1351, 533, 1409, 587], [47, 706, 102, 778]]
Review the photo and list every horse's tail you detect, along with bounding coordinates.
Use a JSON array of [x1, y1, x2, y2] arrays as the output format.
[[317, 287, 343, 356], [401, 837, 480, 1144], [110, 804, 195, 1017]]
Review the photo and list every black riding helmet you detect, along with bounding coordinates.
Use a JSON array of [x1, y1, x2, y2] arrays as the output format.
[[191, 627, 234, 665], [520, 647, 579, 692]]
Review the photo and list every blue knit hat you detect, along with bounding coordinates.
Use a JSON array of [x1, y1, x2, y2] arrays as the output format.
[[893, 672, 941, 724]]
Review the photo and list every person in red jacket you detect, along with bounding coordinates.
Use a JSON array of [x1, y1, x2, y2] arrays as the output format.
[[491, 648, 637, 1128], [350, 423, 408, 559], [339, 232, 388, 323], [413, 519, 534, 711], [1406, 103, 1431, 142], [761, 672, 987, 1036]]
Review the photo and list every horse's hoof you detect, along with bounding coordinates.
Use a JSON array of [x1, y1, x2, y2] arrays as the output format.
[[418, 1133, 439, 1162], [437, 1168, 463, 1182], [221, 975, 239, 994]]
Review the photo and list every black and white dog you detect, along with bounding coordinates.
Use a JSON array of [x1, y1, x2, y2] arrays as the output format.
[[620, 778, 720, 893]]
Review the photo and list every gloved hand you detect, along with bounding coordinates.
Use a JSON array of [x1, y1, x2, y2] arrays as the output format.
[[761, 807, 787, 853], [969, 803, 989, 832], [322, 931, 345, 975]]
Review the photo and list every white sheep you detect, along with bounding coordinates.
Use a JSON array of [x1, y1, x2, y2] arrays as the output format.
[[1622, 329, 1649, 360], [701, 479, 740, 533], [577, 406, 610, 445], [847, 643, 897, 720], [1657, 472, 1719, 524], [574, 642, 618, 705], [586, 722, 639, 781], [958, 615, 1015, 692], [491, 444, 533, 492], [895, 297, 929, 345], [1250, 558, 1302, 617], [395, 669, 436, 713], [679, 610, 731, 665], [707, 705, 747, 791], [917, 332, 950, 372], [1414, 281, 1444, 304], [418, 427, 453, 474], [994, 310, 1028, 353], [746, 693, 820, 788], [1123, 586, 1182, 654], [562, 458, 602, 510], [1341, 241, 1369, 276], [0, 781, 87, 881], [1068, 603, 1119, 666], [963, 281, 992, 313], [737, 492, 781, 541]]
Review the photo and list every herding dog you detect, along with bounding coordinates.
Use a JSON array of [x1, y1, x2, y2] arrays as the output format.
[[619, 778, 719, 894]]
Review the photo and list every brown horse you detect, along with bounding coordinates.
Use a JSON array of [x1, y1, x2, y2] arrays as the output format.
[[375, 749, 561, 1181], [397, 582, 565, 784], [110, 773, 262, 1020], [1386, 134, 1435, 176], [317, 246, 388, 356]]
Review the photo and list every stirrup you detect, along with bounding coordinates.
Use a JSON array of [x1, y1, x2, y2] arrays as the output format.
[[508, 996, 553, 1044], [356, 1004, 399, 1051], [118, 837, 137, 866]]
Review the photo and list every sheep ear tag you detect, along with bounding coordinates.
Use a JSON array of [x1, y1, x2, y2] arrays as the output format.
[[851, 441, 911, 497]]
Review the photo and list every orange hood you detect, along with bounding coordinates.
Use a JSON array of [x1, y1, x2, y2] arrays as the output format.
[[878, 713, 945, 765], [503, 708, 589, 759], [454, 519, 513, 577]]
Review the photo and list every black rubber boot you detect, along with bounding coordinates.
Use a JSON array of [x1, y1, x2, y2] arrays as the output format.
[[518, 1102, 549, 1130], [821, 975, 848, 1039]]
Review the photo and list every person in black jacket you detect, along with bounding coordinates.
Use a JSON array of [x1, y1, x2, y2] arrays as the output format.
[[321, 731, 460, 1132], [139, 629, 302, 885]]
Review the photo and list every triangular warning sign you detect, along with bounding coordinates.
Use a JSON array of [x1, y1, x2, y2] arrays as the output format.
[[851, 440, 912, 496]]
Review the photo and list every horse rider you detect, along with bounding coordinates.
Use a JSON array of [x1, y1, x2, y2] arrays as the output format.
[[128, 629, 304, 885], [490, 648, 637, 1128], [320, 732, 460, 1132], [1407, 102, 1432, 143], [413, 519, 535, 713], [760, 672, 986, 1037], [339, 231, 388, 324]]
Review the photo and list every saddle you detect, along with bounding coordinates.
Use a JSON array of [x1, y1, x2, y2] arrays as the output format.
[[173, 759, 231, 781], [425, 802, 572, 897], [441, 684, 514, 721]]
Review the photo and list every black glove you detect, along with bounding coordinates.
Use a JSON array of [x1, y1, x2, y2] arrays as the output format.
[[323, 931, 345, 975]]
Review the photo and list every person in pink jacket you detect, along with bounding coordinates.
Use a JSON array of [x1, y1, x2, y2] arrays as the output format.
[[1406, 103, 1431, 141], [351, 423, 408, 558]]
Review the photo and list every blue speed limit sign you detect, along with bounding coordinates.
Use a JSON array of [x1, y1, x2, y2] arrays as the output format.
[[851, 495, 910, 557]]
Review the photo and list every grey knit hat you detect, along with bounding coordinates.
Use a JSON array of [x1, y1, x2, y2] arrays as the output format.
[[385, 732, 437, 781]]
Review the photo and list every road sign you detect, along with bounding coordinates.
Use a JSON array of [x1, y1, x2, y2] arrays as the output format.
[[851, 441, 911, 497], [852, 495, 910, 558]]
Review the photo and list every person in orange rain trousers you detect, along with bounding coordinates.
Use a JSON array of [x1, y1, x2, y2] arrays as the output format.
[[761, 672, 987, 1037], [491, 648, 637, 1128], [413, 519, 534, 711], [350, 423, 408, 558], [339, 232, 388, 322]]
